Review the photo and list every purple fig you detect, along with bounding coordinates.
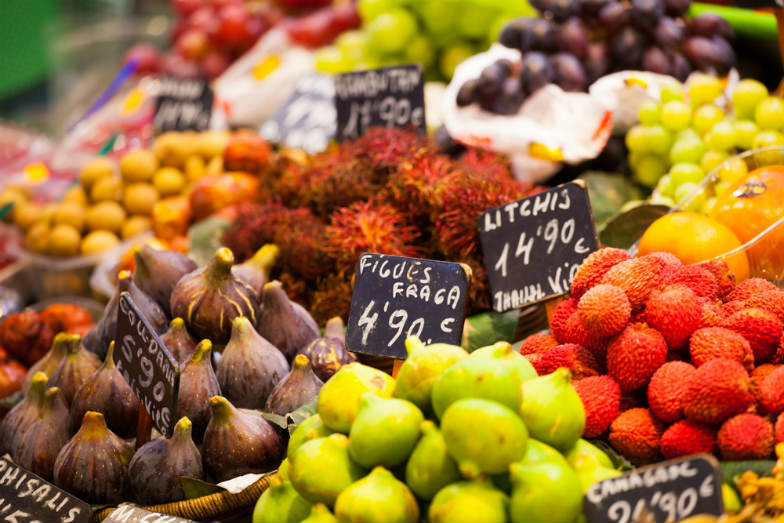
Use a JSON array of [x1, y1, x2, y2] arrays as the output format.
[[160, 317, 198, 365], [299, 318, 355, 382], [232, 244, 279, 297], [133, 244, 197, 316], [46, 334, 100, 405], [177, 339, 220, 442], [265, 354, 323, 416], [23, 331, 71, 394], [13, 386, 69, 481], [257, 281, 319, 360], [0, 371, 48, 453]]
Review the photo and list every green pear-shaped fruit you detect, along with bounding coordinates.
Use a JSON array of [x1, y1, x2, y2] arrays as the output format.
[[429, 478, 509, 523], [290, 434, 367, 506], [301, 503, 338, 523], [288, 415, 334, 459], [431, 344, 527, 418], [441, 398, 528, 478], [252, 480, 312, 523], [471, 341, 537, 383], [564, 439, 614, 470], [278, 458, 290, 482], [405, 420, 461, 500], [317, 363, 395, 433], [723, 483, 741, 513], [571, 453, 621, 494], [334, 467, 419, 523], [393, 337, 468, 414], [348, 394, 424, 468], [509, 439, 582, 523], [519, 368, 585, 451]]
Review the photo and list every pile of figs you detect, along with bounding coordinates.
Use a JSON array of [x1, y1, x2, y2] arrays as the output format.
[[0, 244, 355, 505], [253, 337, 621, 523]]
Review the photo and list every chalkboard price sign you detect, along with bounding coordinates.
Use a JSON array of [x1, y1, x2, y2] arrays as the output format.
[[116, 293, 180, 438], [154, 76, 213, 133], [583, 454, 724, 523], [346, 253, 470, 359], [0, 456, 91, 523], [478, 181, 599, 313], [104, 503, 197, 523], [734, 1, 783, 6], [334, 64, 426, 142]]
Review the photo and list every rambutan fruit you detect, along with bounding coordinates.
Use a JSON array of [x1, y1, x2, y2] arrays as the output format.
[[532, 344, 600, 379], [455, 254, 492, 314], [577, 284, 631, 337], [550, 298, 578, 344], [608, 408, 665, 464], [744, 290, 784, 323], [606, 323, 668, 393], [352, 127, 429, 173], [303, 159, 386, 218], [689, 327, 753, 370], [660, 420, 717, 459], [573, 375, 621, 438], [325, 200, 422, 273], [570, 248, 632, 299], [383, 153, 454, 227], [644, 285, 702, 351], [698, 297, 725, 328], [600, 256, 665, 311], [662, 265, 719, 299], [308, 272, 354, 325], [682, 358, 753, 425], [519, 332, 558, 355], [727, 278, 779, 302], [750, 363, 779, 414], [776, 412, 784, 443], [760, 365, 784, 415], [457, 147, 514, 182], [722, 307, 783, 364], [717, 413, 774, 460], [647, 361, 697, 423], [695, 260, 736, 300]]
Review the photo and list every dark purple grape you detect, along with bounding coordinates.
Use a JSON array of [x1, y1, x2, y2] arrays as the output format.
[[477, 63, 507, 96], [550, 53, 586, 91], [498, 18, 530, 49], [530, 0, 556, 13], [663, 0, 691, 16], [523, 18, 558, 52], [456, 79, 479, 107], [492, 78, 525, 115], [641, 46, 672, 75], [631, 0, 664, 30], [556, 17, 589, 59], [611, 27, 647, 69], [551, 0, 580, 22], [653, 16, 685, 49], [585, 42, 610, 83], [683, 35, 736, 75], [580, 0, 611, 17], [671, 52, 691, 81], [519, 51, 554, 94], [688, 13, 734, 40], [599, 3, 633, 32]]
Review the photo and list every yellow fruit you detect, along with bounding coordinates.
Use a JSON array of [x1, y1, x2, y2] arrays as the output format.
[[123, 183, 159, 215], [638, 211, 750, 281], [206, 156, 223, 176], [25, 222, 49, 253], [153, 132, 198, 167], [81, 230, 120, 255], [62, 186, 88, 207], [80, 157, 114, 190], [121, 215, 152, 239], [184, 155, 206, 182], [0, 187, 29, 208], [85, 201, 126, 233], [90, 177, 123, 202], [120, 149, 158, 182], [39, 203, 58, 226], [53, 202, 86, 232], [12, 201, 44, 230], [153, 167, 187, 197], [48, 224, 81, 257], [196, 131, 230, 158]]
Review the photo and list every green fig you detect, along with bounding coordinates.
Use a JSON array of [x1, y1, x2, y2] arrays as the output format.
[[334, 467, 419, 523], [278, 458, 290, 482], [509, 439, 583, 523], [289, 433, 367, 506], [571, 453, 621, 494], [519, 368, 585, 451], [723, 483, 741, 513], [471, 341, 537, 383], [405, 420, 460, 500], [252, 480, 313, 523], [348, 394, 423, 468], [301, 503, 338, 523], [441, 398, 528, 478], [429, 478, 509, 523], [393, 336, 468, 414], [288, 414, 334, 459], [431, 344, 526, 418], [316, 362, 395, 433], [564, 439, 614, 470]]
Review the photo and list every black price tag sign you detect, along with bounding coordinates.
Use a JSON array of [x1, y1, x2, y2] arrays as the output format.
[[478, 181, 599, 313], [734, 1, 783, 6], [583, 454, 724, 523], [0, 456, 90, 523], [104, 503, 197, 523], [346, 253, 470, 359], [260, 73, 336, 154], [334, 64, 426, 142], [116, 293, 180, 437], [154, 76, 213, 133]]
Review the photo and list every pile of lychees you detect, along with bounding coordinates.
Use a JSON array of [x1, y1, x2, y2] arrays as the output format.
[[519, 247, 784, 464]]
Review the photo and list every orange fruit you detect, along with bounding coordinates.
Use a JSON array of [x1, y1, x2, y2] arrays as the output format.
[[638, 211, 750, 281], [709, 165, 784, 279]]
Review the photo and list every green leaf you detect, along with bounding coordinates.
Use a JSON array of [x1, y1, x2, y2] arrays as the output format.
[[0, 202, 13, 220], [261, 411, 289, 430], [0, 390, 22, 412], [188, 217, 232, 267], [286, 398, 318, 434], [580, 172, 646, 228], [461, 310, 520, 352], [598, 204, 669, 250], [180, 476, 225, 499], [720, 460, 776, 486]]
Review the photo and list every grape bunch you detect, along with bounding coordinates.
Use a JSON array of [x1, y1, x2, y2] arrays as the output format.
[[458, 0, 737, 116]]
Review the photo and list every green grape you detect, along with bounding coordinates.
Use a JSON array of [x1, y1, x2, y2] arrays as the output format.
[[733, 120, 759, 150], [676, 128, 700, 143], [660, 82, 685, 103], [416, 1, 456, 37], [693, 104, 725, 135], [404, 35, 435, 67], [714, 180, 733, 196], [358, 0, 401, 23], [700, 150, 729, 174], [647, 125, 672, 155], [669, 136, 705, 165], [661, 101, 692, 131], [674, 182, 707, 211], [625, 125, 651, 154], [706, 121, 736, 151], [336, 30, 370, 62], [656, 174, 674, 197], [669, 162, 705, 187], [687, 73, 724, 106], [732, 79, 768, 120], [752, 130, 784, 149], [754, 96, 784, 130], [702, 196, 717, 214], [638, 101, 661, 126], [367, 8, 418, 55], [456, 4, 497, 39], [314, 46, 354, 74], [634, 156, 667, 187], [716, 156, 748, 183], [628, 151, 644, 171], [439, 44, 475, 79], [649, 194, 676, 207]]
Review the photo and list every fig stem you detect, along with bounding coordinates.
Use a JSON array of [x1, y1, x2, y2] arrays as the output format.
[[206, 248, 235, 283]]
